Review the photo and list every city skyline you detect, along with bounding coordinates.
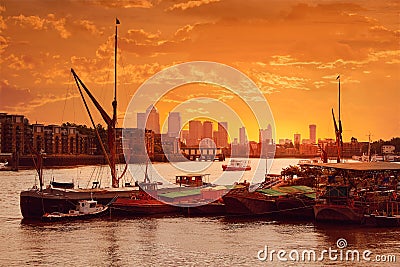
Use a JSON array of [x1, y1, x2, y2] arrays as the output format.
[[2, 109, 398, 145], [0, 1, 399, 142]]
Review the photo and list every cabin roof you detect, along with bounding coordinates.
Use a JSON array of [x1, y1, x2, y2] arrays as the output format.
[[175, 173, 210, 177], [158, 188, 201, 199], [257, 185, 315, 197], [299, 162, 400, 171]]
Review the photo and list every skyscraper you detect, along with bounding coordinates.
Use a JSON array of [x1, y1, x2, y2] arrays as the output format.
[[202, 121, 213, 139], [137, 105, 160, 134], [259, 124, 272, 144], [167, 112, 181, 138], [309, 124, 316, 144], [294, 133, 301, 149], [217, 122, 228, 147], [188, 120, 202, 146], [239, 126, 247, 145], [137, 113, 145, 129]]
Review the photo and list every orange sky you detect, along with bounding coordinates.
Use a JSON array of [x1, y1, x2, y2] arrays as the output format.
[[0, 0, 399, 142]]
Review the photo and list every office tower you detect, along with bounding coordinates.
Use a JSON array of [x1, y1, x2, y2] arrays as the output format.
[[137, 105, 160, 133], [239, 126, 247, 145], [137, 113, 145, 129], [309, 124, 316, 144], [167, 112, 181, 138], [294, 133, 301, 150], [188, 120, 202, 146], [216, 121, 228, 147], [202, 121, 213, 139], [259, 124, 272, 144]]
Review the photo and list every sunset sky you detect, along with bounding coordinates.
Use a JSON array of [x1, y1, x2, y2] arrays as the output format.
[[0, 0, 399, 142]]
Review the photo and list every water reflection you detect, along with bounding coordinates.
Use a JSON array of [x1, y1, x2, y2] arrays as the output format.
[[103, 221, 121, 266]]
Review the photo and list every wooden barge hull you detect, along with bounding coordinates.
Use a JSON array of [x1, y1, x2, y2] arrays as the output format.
[[111, 198, 180, 215], [276, 198, 315, 219], [314, 204, 365, 224], [20, 188, 136, 219], [183, 202, 226, 216]]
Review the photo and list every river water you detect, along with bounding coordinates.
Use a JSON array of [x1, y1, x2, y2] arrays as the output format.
[[0, 159, 399, 266]]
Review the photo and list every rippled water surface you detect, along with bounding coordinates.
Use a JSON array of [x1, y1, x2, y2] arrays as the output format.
[[0, 159, 399, 266]]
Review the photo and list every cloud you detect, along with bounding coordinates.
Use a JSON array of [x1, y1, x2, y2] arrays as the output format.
[[320, 75, 359, 84], [166, 0, 221, 11], [0, 80, 33, 109], [0, 14, 6, 32], [270, 55, 321, 66], [119, 27, 193, 57], [242, 63, 311, 93], [0, 79, 79, 114], [120, 62, 168, 84], [71, 0, 153, 8], [313, 81, 325, 89], [0, 35, 7, 54], [185, 107, 209, 114], [10, 14, 71, 39], [74, 19, 104, 35], [126, 29, 161, 44], [5, 54, 35, 70], [174, 24, 195, 39], [11, 14, 45, 29], [317, 50, 400, 69]]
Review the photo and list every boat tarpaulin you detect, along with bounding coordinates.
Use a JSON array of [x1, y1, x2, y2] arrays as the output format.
[[257, 186, 316, 198], [274, 186, 302, 194], [257, 188, 287, 196], [158, 189, 201, 200], [291, 186, 315, 193], [304, 193, 316, 199], [299, 162, 400, 171]]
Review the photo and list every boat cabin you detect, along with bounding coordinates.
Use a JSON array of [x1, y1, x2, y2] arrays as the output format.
[[50, 181, 74, 189], [70, 200, 101, 215], [176, 174, 210, 187], [222, 159, 251, 171]]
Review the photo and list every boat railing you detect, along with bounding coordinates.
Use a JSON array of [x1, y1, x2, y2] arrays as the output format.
[[365, 199, 400, 217]]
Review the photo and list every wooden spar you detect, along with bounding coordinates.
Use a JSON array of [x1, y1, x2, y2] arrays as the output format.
[[71, 70, 112, 171], [332, 75, 343, 163], [337, 75, 343, 162], [332, 108, 341, 163], [37, 152, 43, 191], [28, 144, 43, 191]]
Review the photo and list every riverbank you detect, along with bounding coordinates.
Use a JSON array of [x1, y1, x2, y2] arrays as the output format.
[[0, 153, 366, 170]]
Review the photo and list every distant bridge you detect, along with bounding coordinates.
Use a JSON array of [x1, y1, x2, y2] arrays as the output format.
[[180, 147, 225, 161]]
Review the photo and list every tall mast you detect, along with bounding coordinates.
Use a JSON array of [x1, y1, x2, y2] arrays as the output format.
[[335, 75, 343, 163], [338, 75, 340, 124], [110, 18, 120, 187], [113, 18, 119, 123], [70, 19, 121, 188], [367, 133, 371, 161]]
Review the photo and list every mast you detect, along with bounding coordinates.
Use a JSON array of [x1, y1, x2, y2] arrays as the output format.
[[109, 18, 120, 188], [113, 18, 119, 123], [367, 133, 371, 162], [71, 19, 120, 188], [338, 75, 341, 124], [332, 75, 343, 163], [337, 75, 343, 162]]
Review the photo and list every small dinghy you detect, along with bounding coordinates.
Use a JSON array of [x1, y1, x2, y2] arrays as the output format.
[[42, 199, 109, 222]]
